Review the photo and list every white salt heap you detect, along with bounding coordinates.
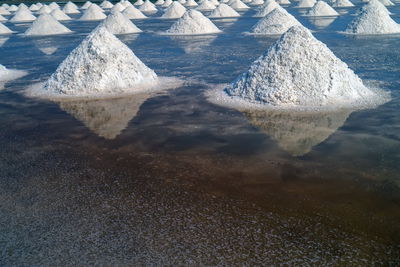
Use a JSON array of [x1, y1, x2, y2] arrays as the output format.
[[2, 4, 10, 9], [251, 7, 301, 35], [87, 4, 104, 13], [8, 5, 18, 12], [197, 0, 217, 10], [251, 0, 265, 5], [0, 23, 13, 34], [345, 1, 400, 34], [25, 13, 72, 36], [99, 11, 142, 34], [0, 7, 11, 15], [217, 26, 387, 110], [155, 0, 165, 5], [100, 1, 114, 8], [51, 8, 72, 20], [357, 0, 392, 15], [185, 0, 199, 7], [139, 0, 158, 12], [296, 0, 316, 8], [10, 9, 36, 22], [134, 0, 145, 6], [81, 1, 92, 9], [79, 5, 106, 20], [209, 3, 240, 18], [229, 0, 250, 10], [165, 9, 222, 35], [0, 14, 6, 22], [63, 2, 81, 14], [111, 3, 126, 13], [305, 1, 339, 17], [17, 3, 29, 11], [277, 0, 290, 4], [65, 1, 79, 9], [38, 27, 158, 97], [162, 2, 186, 19], [332, 0, 354, 7], [29, 4, 40, 11], [122, 6, 147, 19], [253, 0, 280, 18], [38, 5, 52, 14], [49, 2, 60, 10], [162, 0, 173, 7]]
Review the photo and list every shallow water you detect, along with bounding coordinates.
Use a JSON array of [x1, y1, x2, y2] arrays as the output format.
[[1, 3, 400, 266]]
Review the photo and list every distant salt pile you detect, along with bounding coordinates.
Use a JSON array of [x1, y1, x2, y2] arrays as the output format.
[[379, 0, 395, 6], [100, 1, 114, 8], [99, 11, 142, 34], [139, 0, 158, 12], [122, 6, 147, 19], [332, 0, 354, 7], [179, 0, 187, 5], [296, 0, 316, 8], [134, 0, 145, 6], [87, 4, 104, 13], [253, 0, 280, 17], [277, 0, 290, 4], [162, 0, 173, 7], [0, 7, 11, 15], [0, 64, 26, 87], [29, 4, 40, 11], [63, 3, 81, 14], [357, 0, 392, 15], [345, 1, 400, 34], [25, 13, 72, 36], [229, 0, 250, 10], [18, 3, 29, 11], [39, 27, 158, 97], [10, 9, 36, 22], [51, 8, 72, 21], [155, 0, 165, 5], [197, 0, 217, 10], [0, 14, 6, 22], [162, 2, 187, 19], [79, 5, 106, 21], [65, 1, 79, 10], [1, 4, 10, 9], [216, 26, 386, 110], [120, 0, 132, 8], [38, 5, 53, 14], [0, 23, 13, 34], [49, 2, 60, 10], [251, 7, 301, 34], [8, 5, 18, 12], [111, 3, 126, 13], [250, 0, 265, 6], [165, 9, 222, 35], [81, 1, 92, 9], [209, 3, 240, 18], [305, 1, 339, 16], [185, 0, 199, 7]]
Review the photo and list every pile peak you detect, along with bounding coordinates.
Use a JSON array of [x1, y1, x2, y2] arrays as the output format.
[[197, 0, 217, 10], [229, 0, 250, 10], [122, 6, 147, 19], [251, 7, 301, 35], [100, 11, 142, 34], [10, 9, 36, 22], [332, 0, 354, 7], [38, 5, 53, 14], [63, 2, 81, 14], [253, 0, 280, 17], [100, 1, 114, 8], [79, 5, 106, 20], [185, 0, 199, 7], [0, 7, 11, 15], [209, 3, 240, 18], [42, 26, 158, 97], [81, 1, 93, 9], [139, 0, 158, 12], [296, 0, 316, 8], [51, 8, 72, 21], [161, 1, 187, 19], [25, 13, 72, 36], [305, 1, 339, 17]]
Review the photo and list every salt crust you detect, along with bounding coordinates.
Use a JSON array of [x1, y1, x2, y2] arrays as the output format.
[[208, 26, 389, 111], [196, 0, 217, 11]]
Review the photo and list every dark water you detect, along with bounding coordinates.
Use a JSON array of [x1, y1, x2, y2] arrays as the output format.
[[1, 3, 400, 266]]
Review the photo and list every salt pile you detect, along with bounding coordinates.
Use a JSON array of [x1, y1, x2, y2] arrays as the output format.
[[296, 0, 316, 8], [8, 5, 18, 12], [29, 4, 40, 11], [99, 11, 142, 34], [251, 7, 301, 35], [215, 26, 387, 110], [155, 0, 165, 5], [37, 26, 158, 97], [253, 0, 280, 18], [122, 6, 147, 19], [229, 0, 250, 10], [0, 14, 6, 22], [65, 1, 79, 9], [49, 2, 60, 10], [10, 9, 36, 22], [161, 2, 187, 19], [356, 0, 392, 16], [0, 7, 11, 15], [87, 4, 104, 13], [17, 3, 29, 11], [51, 8, 72, 21], [344, 2, 400, 34], [100, 1, 114, 9], [250, 0, 265, 6], [162, 0, 173, 7], [0, 23, 13, 34], [121, 1, 133, 8], [139, 0, 158, 12], [165, 9, 222, 35], [111, 3, 126, 13], [1, 4, 10, 9], [209, 4, 240, 18], [185, 0, 199, 7], [38, 5, 53, 14], [63, 2, 81, 14], [332, 0, 354, 7], [81, 1, 93, 9], [379, 0, 395, 6], [277, 0, 291, 4], [79, 5, 106, 21], [197, 0, 217, 10], [305, 1, 339, 17], [25, 13, 72, 36], [179, 0, 187, 5], [134, 0, 145, 6]]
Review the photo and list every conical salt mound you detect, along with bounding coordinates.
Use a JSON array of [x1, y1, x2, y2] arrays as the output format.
[[357, 0, 391, 15], [253, 0, 280, 17], [0, 7, 11, 15], [122, 6, 147, 19], [81, 1, 92, 9], [251, 7, 301, 35], [197, 0, 217, 10], [43, 26, 158, 97], [38, 5, 53, 14], [185, 0, 198, 7], [229, 0, 250, 10], [165, 9, 222, 35], [277, 0, 290, 4], [17, 3, 29, 11], [100, 11, 142, 34], [379, 0, 395, 6], [251, 0, 265, 6], [162, 0, 173, 7], [296, 0, 316, 8], [305, 1, 339, 17], [0, 23, 13, 35], [8, 5, 18, 12], [65, 1, 79, 9], [111, 3, 126, 13], [161, 2, 186, 19], [51, 8, 72, 21], [10, 9, 36, 22], [345, 2, 400, 34], [332, 0, 354, 7], [139, 0, 158, 12], [209, 3, 240, 18], [224, 26, 385, 110], [79, 5, 106, 21], [155, 0, 165, 5], [0, 14, 6, 22], [87, 3, 104, 13], [100, 1, 114, 8], [63, 3, 81, 14], [49, 2, 60, 10], [25, 13, 72, 36], [135, 0, 145, 6], [29, 4, 40, 11]]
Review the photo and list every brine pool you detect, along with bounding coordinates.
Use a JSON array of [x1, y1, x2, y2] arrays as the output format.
[[1, 4, 400, 266]]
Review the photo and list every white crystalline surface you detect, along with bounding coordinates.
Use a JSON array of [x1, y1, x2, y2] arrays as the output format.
[[251, 0, 265, 5], [197, 0, 216, 10], [185, 0, 198, 7], [229, 0, 250, 10], [161, 2, 186, 19], [81, 1, 92, 9], [296, 0, 316, 8], [221, 26, 387, 110], [51, 8, 72, 20], [63, 3, 81, 14], [345, 1, 400, 35], [139, 0, 158, 12], [253, 0, 280, 18], [41, 27, 158, 97], [79, 5, 106, 20], [38, 5, 53, 14], [379, 0, 394, 6], [0, 14, 6, 22], [134, 0, 145, 6], [332, 0, 354, 7], [0, 22, 12, 34], [10, 9, 36, 22], [122, 6, 147, 19], [25, 13, 72, 36], [99, 11, 142, 34], [111, 3, 126, 13], [0, 7, 11, 15], [251, 7, 301, 35], [100, 1, 114, 8], [165, 9, 222, 35], [155, 0, 165, 5], [277, 0, 290, 4], [0, 64, 27, 89], [305, 1, 339, 17], [209, 3, 240, 18]]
